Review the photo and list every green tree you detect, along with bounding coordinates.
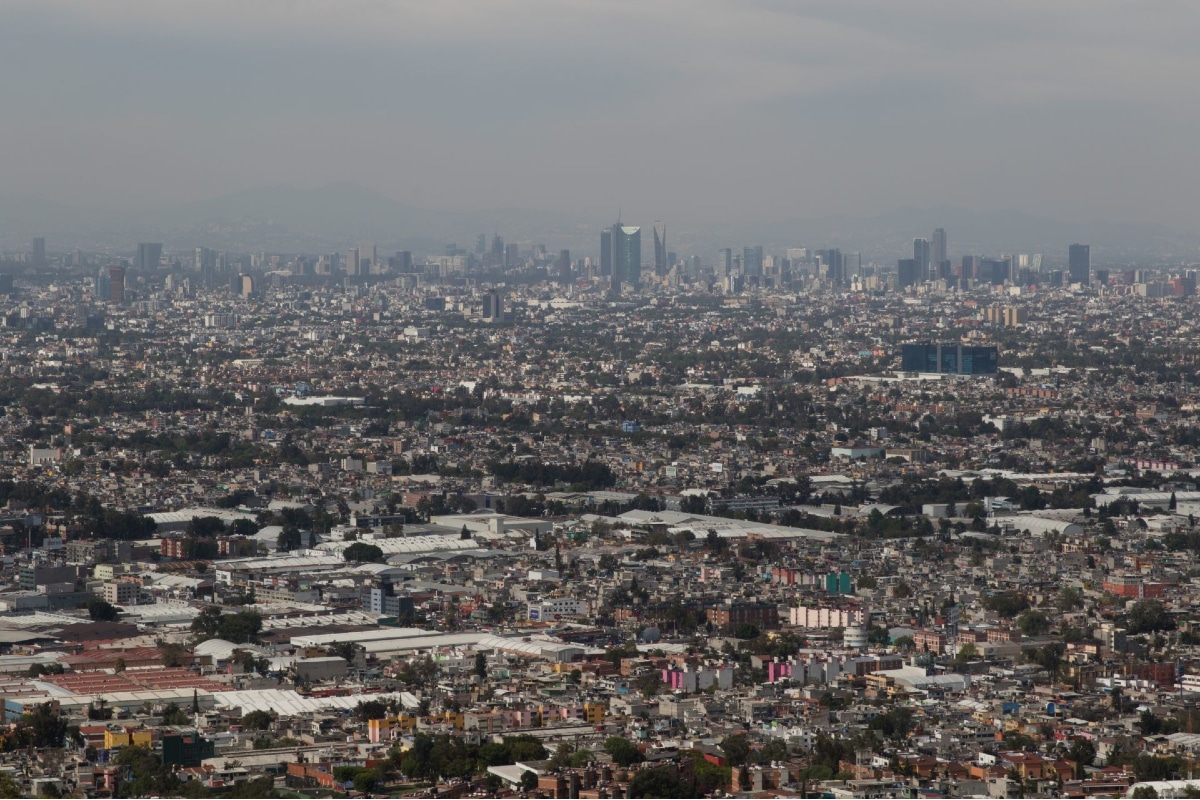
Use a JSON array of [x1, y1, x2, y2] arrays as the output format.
[[1138, 709, 1164, 736], [22, 703, 67, 748], [216, 610, 263, 644], [241, 710, 274, 730], [1017, 610, 1051, 637], [953, 643, 979, 670], [159, 642, 186, 668], [722, 733, 752, 766], [354, 699, 388, 722], [869, 707, 916, 741], [343, 541, 385, 563], [547, 742, 577, 772], [604, 736, 644, 767], [226, 775, 279, 798], [190, 605, 224, 639], [1126, 600, 1175, 634], [984, 592, 1030, 618], [159, 702, 189, 725], [733, 622, 761, 640], [1068, 739, 1096, 778], [519, 770, 539, 791], [627, 767, 694, 798], [691, 753, 732, 794], [85, 598, 121, 622]]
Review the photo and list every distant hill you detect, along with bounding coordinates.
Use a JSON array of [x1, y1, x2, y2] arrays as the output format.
[[738, 206, 1200, 264], [2, 185, 1197, 263], [0, 183, 590, 253]]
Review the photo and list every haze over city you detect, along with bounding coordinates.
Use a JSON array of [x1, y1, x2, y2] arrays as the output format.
[[4, 0, 1200, 256]]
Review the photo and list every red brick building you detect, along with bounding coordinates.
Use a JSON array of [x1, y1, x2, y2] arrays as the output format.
[[706, 602, 779, 632]]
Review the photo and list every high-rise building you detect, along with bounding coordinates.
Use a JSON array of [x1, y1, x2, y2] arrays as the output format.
[[718, 248, 733, 277], [136, 243, 163, 271], [980, 258, 1009, 285], [913, 238, 931, 282], [239, 274, 255, 298], [504, 243, 520, 268], [653, 222, 668, 276], [600, 229, 613, 277], [557, 250, 571, 285], [95, 268, 110, 300], [362, 244, 377, 274], [816, 249, 844, 285], [475, 234, 487, 255], [108, 265, 126, 303], [931, 229, 947, 270], [897, 259, 919, 289], [742, 245, 764, 278], [482, 290, 503, 321], [194, 247, 217, 272], [960, 256, 979, 280], [394, 251, 413, 272], [611, 224, 641, 289], [1069, 244, 1091, 286], [346, 247, 360, 276], [31, 238, 45, 267], [843, 252, 862, 280]]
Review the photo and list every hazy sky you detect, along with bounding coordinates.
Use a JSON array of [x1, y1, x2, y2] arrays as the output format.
[[4, 0, 1200, 228]]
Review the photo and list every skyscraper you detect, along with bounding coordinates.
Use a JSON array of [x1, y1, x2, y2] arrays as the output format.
[[346, 247, 360, 276], [136, 243, 163, 271], [1068, 244, 1091, 285], [913, 238, 931, 282], [557, 250, 571, 285], [611, 224, 641, 289], [931, 228, 947, 278], [194, 247, 216, 272], [843, 252, 862, 280], [742, 245, 764, 278], [600, 229, 612, 277], [482, 290, 503, 321], [717, 248, 733, 277], [108, 264, 126, 303], [95, 268, 110, 300], [816, 249, 845, 285], [931, 229, 947, 269], [31, 238, 45, 267], [653, 222, 668, 276]]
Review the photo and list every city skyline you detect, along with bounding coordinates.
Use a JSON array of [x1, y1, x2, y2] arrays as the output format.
[[2, 4, 1200, 796]]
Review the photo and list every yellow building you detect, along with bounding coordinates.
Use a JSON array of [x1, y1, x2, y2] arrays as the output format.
[[367, 714, 418, 743], [583, 703, 606, 725], [104, 728, 154, 749]]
